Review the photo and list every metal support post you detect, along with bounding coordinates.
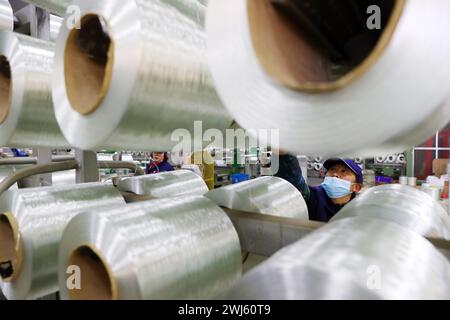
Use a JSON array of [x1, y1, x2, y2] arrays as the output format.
[[75, 150, 99, 183]]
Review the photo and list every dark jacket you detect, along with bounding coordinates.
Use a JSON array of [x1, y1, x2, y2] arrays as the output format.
[[275, 154, 344, 222], [146, 160, 174, 174]]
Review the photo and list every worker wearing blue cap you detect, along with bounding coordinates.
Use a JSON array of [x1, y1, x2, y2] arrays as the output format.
[[276, 154, 363, 222]]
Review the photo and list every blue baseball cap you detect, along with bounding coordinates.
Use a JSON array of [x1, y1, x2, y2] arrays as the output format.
[[323, 158, 364, 184]]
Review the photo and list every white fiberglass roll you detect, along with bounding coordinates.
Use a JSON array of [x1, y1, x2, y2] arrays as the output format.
[[50, 15, 63, 42], [58, 196, 242, 300], [396, 154, 406, 164], [376, 156, 386, 163], [226, 217, 450, 300], [206, 176, 308, 220], [206, 0, 450, 156], [161, 0, 207, 26], [0, 31, 69, 148], [0, 183, 125, 300], [385, 155, 397, 163], [53, 0, 232, 151], [0, 0, 13, 31], [50, 169, 76, 186], [118, 170, 208, 197], [408, 177, 417, 187], [399, 176, 408, 185], [331, 184, 450, 240], [313, 162, 323, 171]]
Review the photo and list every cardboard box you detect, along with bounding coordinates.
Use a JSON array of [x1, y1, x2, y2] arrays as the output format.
[[432, 159, 450, 177]]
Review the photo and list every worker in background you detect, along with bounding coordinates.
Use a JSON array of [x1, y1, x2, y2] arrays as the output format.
[[146, 152, 174, 174], [275, 153, 363, 222]]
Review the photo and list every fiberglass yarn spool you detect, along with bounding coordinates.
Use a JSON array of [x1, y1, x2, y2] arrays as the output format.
[[0, 31, 69, 148], [0, 0, 13, 31], [50, 15, 63, 42], [161, 0, 207, 26], [206, 0, 450, 157], [385, 155, 397, 163], [313, 162, 323, 172], [399, 176, 408, 185], [20, 0, 203, 19], [50, 170, 76, 186], [226, 217, 450, 300], [396, 154, 406, 164], [205, 176, 309, 220], [0, 183, 125, 300], [118, 169, 208, 197], [58, 196, 242, 300], [53, 0, 232, 151], [331, 184, 450, 240]]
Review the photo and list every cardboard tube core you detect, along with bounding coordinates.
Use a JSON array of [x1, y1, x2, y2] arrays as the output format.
[[68, 245, 117, 300], [0, 213, 21, 281], [0, 55, 12, 124], [248, 0, 405, 92], [64, 14, 114, 115]]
